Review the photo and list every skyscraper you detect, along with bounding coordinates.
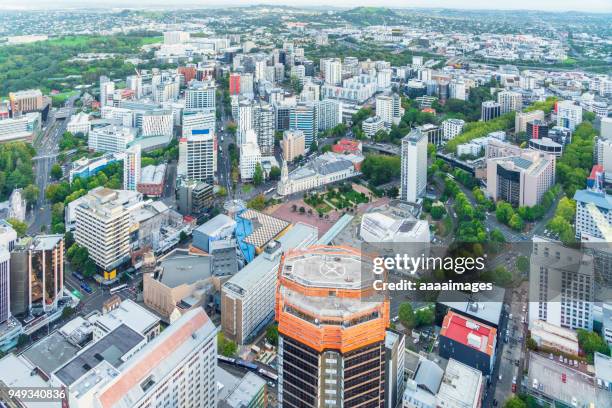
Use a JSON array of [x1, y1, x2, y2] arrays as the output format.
[[0, 247, 10, 324], [400, 128, 428, 203], [481, 101, 501, 121], [289, 103, 317, 148], [123, 144, 141, 191], [316, 99, 342, 132], [237, 99, 254, 146], [229, 73, 241, 95], [254, 102, 275, 155], [182, 109, 216, 137], [276, 246, 389, 408], [323, 58, 342, 85], [178, 130, 216, 183]]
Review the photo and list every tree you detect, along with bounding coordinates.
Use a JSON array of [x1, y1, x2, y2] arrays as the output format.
[[556, 196, 576, 223], [508, 213, 524, 231], [253, 163, 264, 186], [266, 324, 279, 346], [269, 166, 281, 181], [430, 205, 446, 220], [516, 256, 529, 273], [577, 329, 610, 363], [309, 140, 318, 153], [218, 186, 227, 197], [247, 194, 266, 211], [504, 396, 527, 408], [217, 332, 238, 357], [398, 302, 416, 329], [23, 184, 39, 207], [496, 202, 514, 224], [62, 306, 76, 319], [427, 143, 436, 158], [361, 155, 401, 185], [51, 163, 63, 180], [7, 218, 27, 237], [415, 308, 435, 327]]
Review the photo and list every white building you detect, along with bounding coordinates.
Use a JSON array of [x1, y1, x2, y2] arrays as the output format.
[[497, 90, 522, 114], [317, 99, 343, 131], [99, 76, 114, 107], [449, 80, 467, 101], [66, 112, 90, 136], [360, 211, 430, 244], [362, 116, 385, 138], [74, 187, 133, 271], [178, 131, 216, 183], [400, 128, 428, 203], [376, 68, 392, 91], [323, 58, 342, 85], [239, 141, 262, 181], [123, 144, 141, 191], [376, 94, 402, 128], [185, 81, 216, 110], [163, 30, 190, 44], [141, 110, 173, 137], [0, 112, 41, 143], [557, 100, 583, 131], [88, 125, 136, 153], [442, 118, 465, 140], [574, 188, 612, 241], [237, 99, 254, 146], [240, 73, 254, 99], [100, 106, 133, 127], [182, 109, 215, 137], [254, 102, 275, 156]]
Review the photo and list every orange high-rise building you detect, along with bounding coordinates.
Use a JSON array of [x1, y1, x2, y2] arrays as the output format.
[[229, 73, 241, 95], [275, 245, 389, 408]]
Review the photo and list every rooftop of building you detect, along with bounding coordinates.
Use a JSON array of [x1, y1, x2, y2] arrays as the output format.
[[54, 324, 145, 386], [194, 213, 236, 237], [95, 309, 216, 408], [437, 358, 483, 408], [139, 163, 167, 184], [413, 359, 444, 395], [31, 234, 63, 251], [68, 112, 90, 124], [403, 128, 427, 143], [238, 209, 290, 249], [157, 249, 213, 288], [21, 331, 81, 377], [92, 299, 160, 336], [595, 352, 612, 383], [529, 137, 562, 147], [360, 211, 429, 243], [439, 311, 497, 356], [436, 285, 505, 327], [574, 188, 612, 210], [220, 371, 266, 408], [0, 354, 62, 408]]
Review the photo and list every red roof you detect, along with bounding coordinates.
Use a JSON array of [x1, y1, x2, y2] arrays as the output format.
[[331, 139, 362, 154], [589, 164, 604, 180], [440, 310, 496, 356]]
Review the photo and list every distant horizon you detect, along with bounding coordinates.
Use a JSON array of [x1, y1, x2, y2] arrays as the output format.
[[0, 1, 611, 13]]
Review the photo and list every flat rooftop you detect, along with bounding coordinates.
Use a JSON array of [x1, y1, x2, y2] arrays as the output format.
[[93, 299, 160, 336], [32, 234, 63, 251], [440, 311, 496, 356], [239, 209, 290, 249], [54, 324, 144, 386], [0, 354, 62, 408], [436, 285, 505, 327], [158, 249, 212, 288], [21, 331, 80, 376], [437, 358, 483, 408], [221, 371, 266, 407]]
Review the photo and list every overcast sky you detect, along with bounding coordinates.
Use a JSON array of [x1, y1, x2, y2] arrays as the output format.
[[1, 0, 610, 12]]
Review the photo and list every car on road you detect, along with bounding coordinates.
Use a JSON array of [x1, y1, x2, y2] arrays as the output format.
[[80, 282, 93, 294]]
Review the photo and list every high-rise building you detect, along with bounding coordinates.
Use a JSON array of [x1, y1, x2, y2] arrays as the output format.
[[254, 58, 268, 82], [9, 89, 44, 116], [178, 130, 216, 183], [377, 68, 392, 91], [316, 99, 342, 131], [182, 109, 216, 137], [449, 79, 467, 100], [74, 188, 131, 271], [376, 95, 395, 128], [601, 117, 612, 140], [126, 74, 142, 98], [240, 73, 254, 98], [163, 30, 190, 44], [123, 144, 141, 191], [362, 116, 386, 138], [442, 118, 465, 140], [229, 73, 241, 95], [185, 81, 216, 110], [481, 101, 501, 121], [281, 130, 305, 162], [276, 246, 389, 408], [239, 139, 262, 181], [141, 109, 174, 137], [515, 110, 544, 134], [88, 125, 136, 154], [254, 102, 275, 155], [237, 99, 254, 146], [9, 235, 64, 315], [0, 247, 10, 324], [401, 128, 428, 203], [527, 119, 549, 140], [0, 220, 17, 252], [289, 102, 317, 148], [384, 329, 406, 408], [486, 150, 556, 207], [99, 76, 114, 107], [573, 188, 612, 241], [556, 100, 583, 131], [529, 236, 594, 331], [497, 90, 522, 114], [323, 58, 342, 85]]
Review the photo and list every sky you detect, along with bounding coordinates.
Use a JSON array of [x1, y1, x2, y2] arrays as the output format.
[[1, 0, 611, 12]]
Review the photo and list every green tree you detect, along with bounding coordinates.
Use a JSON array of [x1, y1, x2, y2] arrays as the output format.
[[577, 329, 610, 364], [415, 308, 435, 327], [217, 332, 238, 357], [504, 396, 527, 408], [516, 256, 529, 273], [61, 306, 76, 319], [51, 163, 63, 180], [490, 229, 506, 243], [266, 324, 279, 346], [23, 184, 39, 207], [218, 186, 228, 197], [361, 155, 401, 185], [556, 196, 576, 223], [7, 218, 27, 237], [508, 213, 524, 231], [496, 202, 514, 224], [398, 302, 416, 329], [253, 163, 264, 186], [269, 166, 281, 181], [247, 194, 266, 211], [430, 205, 446, 220]]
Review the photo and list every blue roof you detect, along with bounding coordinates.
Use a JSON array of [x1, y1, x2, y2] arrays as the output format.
[[574, 189, 612, 210]]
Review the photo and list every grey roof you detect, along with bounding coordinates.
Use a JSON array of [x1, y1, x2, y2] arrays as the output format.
[[194, 214, 236, 237], [54, 324, 144, 386], [574, 189, 612, 211], [414, 359, 444, 395], [220, 371, 266, 407], [158, 251, 213, 288], [509, 156, 533, 169], [595, 352, 612, 382], [437, 285, 505, 327], [21, 331, 80, 376]]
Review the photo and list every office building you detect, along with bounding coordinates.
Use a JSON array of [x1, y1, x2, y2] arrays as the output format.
[[419, 123, 443, 146], [239, 141, 262, 181], [316, 99, 342, 132], [185, 81, 216, 110], [126, 74, 142, 98], [601, 117, 612, 140], [88, 125, 136, 154], [281, 129, 305, 162], [74, 188, 131, 271], [219, 371, 267, 408], [176, 179, 213, 216], [9, 235, 64, 315], [530, 319, 580, 355], [323, 58, 342, 85], [123, 144, 141, 192], [0, 112, 40, 143], [0, 220, 17, 252], [66, 112, 90, 136], [527, 119, 549, 139], [240, 73, 254, 98], [385, 329, 406, 408], [376, 94, 402, 128], [362, 116, 386, 138], [229, 73, 241, 95], [486, 150, 555, 207], [99, 76, 114, 107], [442, 118, 465, 140], [289, 102, 317, 147], [276, 246, 389, 408], [0, 247, 10, 324], [163, 30, 190, 44], [377, 68, 392, 91], [57, 308, 217, 408], [237, 99, 254, 146], [182, 109, 215, 137], [481, 101, 501, 121], [100, 105, 133, 127], [449, 80, 467, 101], [497, 90, 522, 114], [360, 211, 430, 244], [400, 128, 428, 203], [528, 236, 594, 331], [92, 298, 161, 342], [556, 100, 583, 131], [192, 214, 236, 254], [515, 110, 544, 133], [137, 164, 166, 197], [221, 223, 317, 344], [574, 188, 612, 241], [528, 137, 563, 158], [140, 109, 173, 137], [178, 130, 216, 183], [439, 310, 497, 375], [9, 89, 44, 116], [254, 102, 275, 155]]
